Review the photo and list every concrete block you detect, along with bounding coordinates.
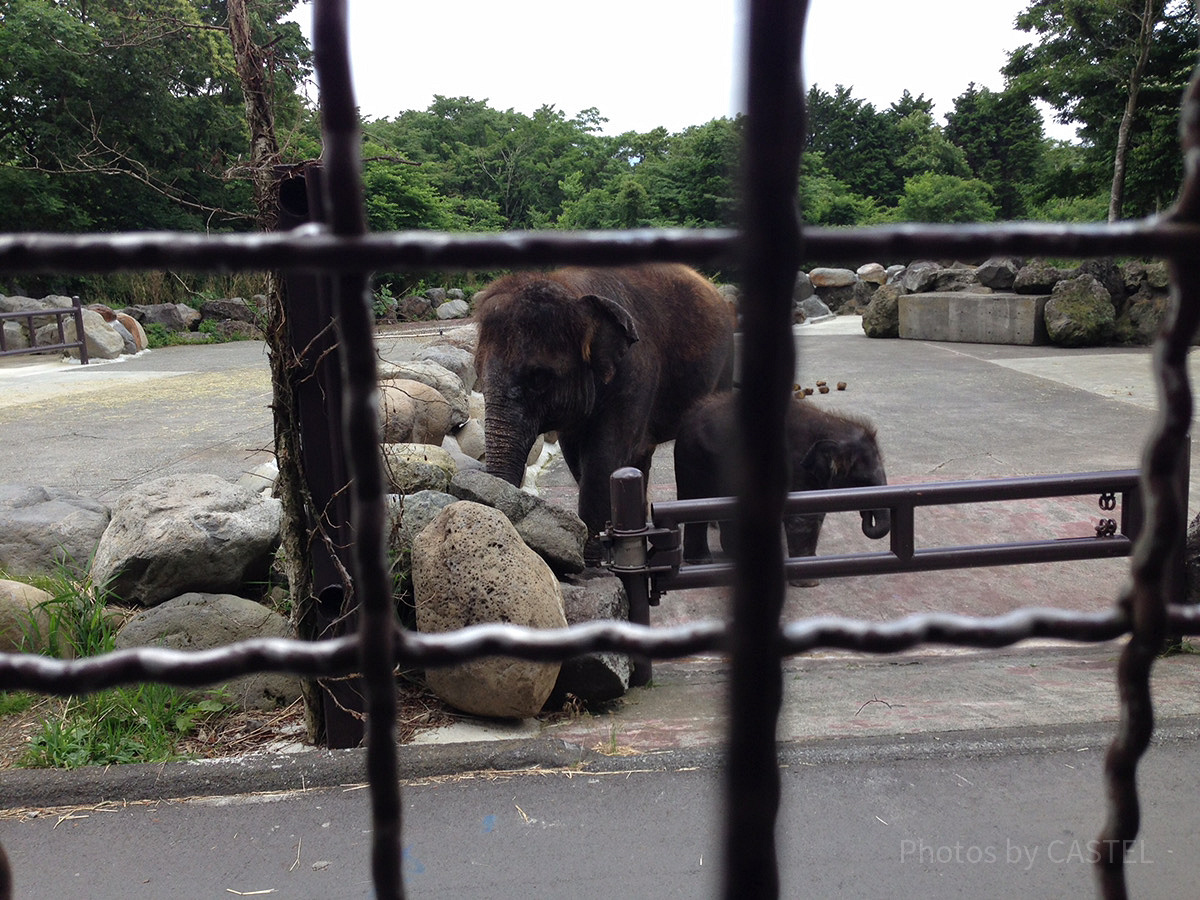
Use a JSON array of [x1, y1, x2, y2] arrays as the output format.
[[898, 292, 1049, 345]]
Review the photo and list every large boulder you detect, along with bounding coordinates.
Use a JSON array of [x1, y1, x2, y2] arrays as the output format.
[[90, 474, 282, 607], [976, 257, 1024, 290], [412, 502, 567, 718], [378, 359, 469, 427], [1044, 275, 1116, 347], [902, 261, 942, 293], [1014, 260, 1077, 294], [412, 343, 477, 392], [0, 484, 110, 578], [379, 379, 453, 445], [114, 592, 301, 709], [448, 469, 587, 574], [124, 303, 202, 332], [35, 307, 125, 359], [861, 283, 901, 338]]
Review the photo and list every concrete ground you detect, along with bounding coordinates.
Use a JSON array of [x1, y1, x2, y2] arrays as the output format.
[[1, 318, 1198, 766]]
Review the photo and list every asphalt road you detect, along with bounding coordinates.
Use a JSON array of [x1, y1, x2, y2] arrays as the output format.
[[4, 735, 1200, 899]]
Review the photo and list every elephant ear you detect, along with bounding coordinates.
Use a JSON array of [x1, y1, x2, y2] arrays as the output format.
[[799, 439, 840, 488], [581, 294, 640, 385]]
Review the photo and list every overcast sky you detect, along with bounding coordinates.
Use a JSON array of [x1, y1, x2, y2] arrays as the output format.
[[287, 0, 1075, 140]]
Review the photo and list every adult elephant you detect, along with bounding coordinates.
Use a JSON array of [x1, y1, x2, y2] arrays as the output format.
[[674, 391, 891, 584], [474, 264, 736, 557]]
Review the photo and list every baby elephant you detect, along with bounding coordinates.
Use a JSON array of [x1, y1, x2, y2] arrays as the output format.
[[674, 392, 891, 582]]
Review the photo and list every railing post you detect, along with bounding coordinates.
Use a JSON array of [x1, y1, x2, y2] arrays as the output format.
[[610, 467, 653, 686], [72, 295, 89, 365]]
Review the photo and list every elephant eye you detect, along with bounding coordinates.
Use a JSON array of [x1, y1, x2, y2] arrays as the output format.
[[524, 367, 554, 394]]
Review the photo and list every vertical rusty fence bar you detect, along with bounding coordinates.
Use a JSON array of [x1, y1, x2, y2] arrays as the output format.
[[721, 1, 808, 897], [310, 1, 403, 897], [1095, 61, 1200, 900]]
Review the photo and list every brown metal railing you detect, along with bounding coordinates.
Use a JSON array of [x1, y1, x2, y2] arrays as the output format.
[[0, 295, 89, 364], [0, 0, 1197, 898]]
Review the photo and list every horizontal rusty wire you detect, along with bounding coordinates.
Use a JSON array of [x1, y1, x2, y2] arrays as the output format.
[[5, 221, 1200, 275], [4, 605, 1200, 697]]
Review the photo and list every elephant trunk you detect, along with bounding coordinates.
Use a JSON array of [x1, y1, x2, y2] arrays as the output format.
[[860, 508, 891, 540], [482, 405, 539, 487]]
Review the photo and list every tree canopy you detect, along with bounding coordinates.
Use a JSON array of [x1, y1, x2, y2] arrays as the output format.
[[0, 0, 1195, 256]]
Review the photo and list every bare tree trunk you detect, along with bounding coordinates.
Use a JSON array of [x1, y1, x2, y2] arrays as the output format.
[[1109, 0, 1162, 222], [226, 0, 325, 742]]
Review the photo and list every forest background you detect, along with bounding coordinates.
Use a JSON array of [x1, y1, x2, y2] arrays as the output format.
[[0, 0, 1196, 305]]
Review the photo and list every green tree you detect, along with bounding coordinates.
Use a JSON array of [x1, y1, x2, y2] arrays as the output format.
[[897, 173, 998, 223], [943, 84, 1045, 219], [0, 0, 310, 232], [1004, 0, 1198, 219], [805, 85, 902, 202]]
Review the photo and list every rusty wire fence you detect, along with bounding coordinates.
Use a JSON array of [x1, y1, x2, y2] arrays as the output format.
[[3, 1, 1200, 898]]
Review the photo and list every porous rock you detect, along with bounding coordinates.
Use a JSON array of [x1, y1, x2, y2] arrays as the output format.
[[448, 469, 587, 574], [90, 474, 282, 607], [114, 592, 301, 709], [381, 443, 458, 494], [412, 502, 566, 718], [861, 283, 901, 338], [0, 484, 111, 578]]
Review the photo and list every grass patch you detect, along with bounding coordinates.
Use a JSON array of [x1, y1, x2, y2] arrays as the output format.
[[3, 565, 236, 769]]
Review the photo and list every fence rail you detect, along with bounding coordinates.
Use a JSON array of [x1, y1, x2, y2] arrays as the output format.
[[0, 296, 89, 364], [0, 0, 1197, 898]]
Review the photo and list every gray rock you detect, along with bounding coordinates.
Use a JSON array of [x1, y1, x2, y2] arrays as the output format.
[[1118, 287, 1169, 346], [861, 283, 901, 338], [412, 502, 566, 718], [902, 261, 942, 293], [424, 287, 447, 304], [931, 267, 983, 293], [976, 257, 1023, 291], [448, 469, 586, 574], [2, 321, 29, 349], [1044, 275, 1116, 347], [440, 434, 486, 473], [798, 296, 833, 321], [792, 272, 814, 303], [1014, 261, 1078, 294], [412, 343, 476, 392], [200, 296, 259, 325], [378, 359, 469, 427], [0, 484, 111, 578], [90, 474, 282, 607], [114, 592, 301, 710], [550, 570, 632, 704], [397, 295, 434, 320], [393, 490, 459, 555], [123, 303, 202, 332], [884, 264, 907, 285], [236, 460, 279, 496], [435, 298, 471, 320], [381, 443, 458, 494]]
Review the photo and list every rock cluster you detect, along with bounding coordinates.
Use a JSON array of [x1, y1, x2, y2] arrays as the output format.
[[799, 258, 1173, 347], [0, 293, 273, 357], [1, 326, 631, 722], [376, 286, 472, 323]]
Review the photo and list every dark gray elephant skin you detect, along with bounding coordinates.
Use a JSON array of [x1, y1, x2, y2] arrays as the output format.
[[674, 391, 891, 585], [474, 264, 736, 555]]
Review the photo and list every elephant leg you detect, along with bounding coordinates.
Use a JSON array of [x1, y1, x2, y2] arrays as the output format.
[[784, 513, 825, 588], [683, 521, 713, 563]]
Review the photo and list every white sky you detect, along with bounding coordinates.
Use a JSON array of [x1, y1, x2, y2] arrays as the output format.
[[287, 0, 1076, 140]]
